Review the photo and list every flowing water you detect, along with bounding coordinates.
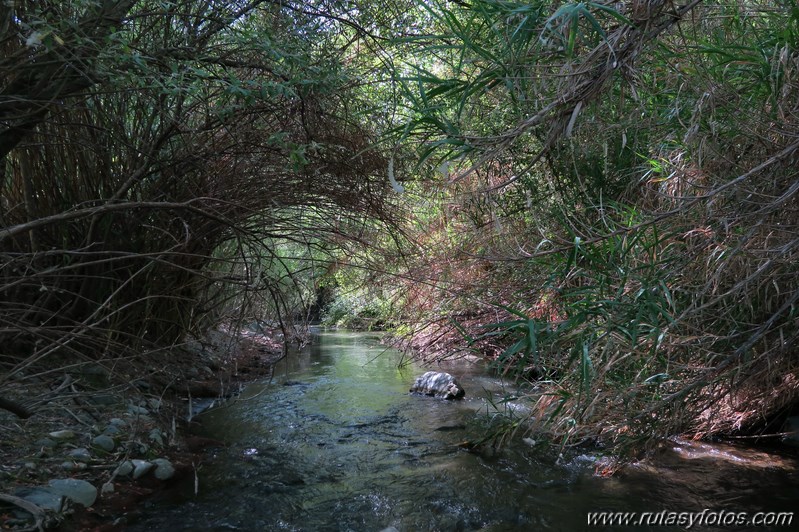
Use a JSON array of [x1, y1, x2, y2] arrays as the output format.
[[130, 330, 799, 531]]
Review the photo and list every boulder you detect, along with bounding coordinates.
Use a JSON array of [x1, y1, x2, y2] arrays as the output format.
[[410, 371, 465, 400]]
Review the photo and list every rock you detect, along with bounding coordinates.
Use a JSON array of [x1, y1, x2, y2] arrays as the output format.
[[92, 434, 115, 452], [34, 438, 57, 448], [48, 430, 76, 440], [101, 482, 114, 495], [61, 461, 87, 471], [128, 404, 149, 415], [48, 479, 97, 508], [410, 371, 466, 400], [109, 417, 127, 426], [152, 458, 175, 480], [149, 428, 164, 446], [15, 487, 64, 512], [114, 460, 134, 477], [132, 459, 154, 479], [103, 424, 122, 436], [67, 447, 92, 462]]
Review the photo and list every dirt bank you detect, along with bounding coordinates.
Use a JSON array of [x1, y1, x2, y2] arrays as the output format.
[[0, 327, 286, 531]]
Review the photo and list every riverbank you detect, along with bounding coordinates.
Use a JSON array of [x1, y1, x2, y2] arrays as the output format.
[[0, 327, 286, 531]]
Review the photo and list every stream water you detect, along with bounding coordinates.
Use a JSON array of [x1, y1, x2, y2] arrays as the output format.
[[130, 330, 799, 531]]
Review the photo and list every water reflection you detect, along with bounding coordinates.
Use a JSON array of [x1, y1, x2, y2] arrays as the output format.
[[130, 330, 799, 531]]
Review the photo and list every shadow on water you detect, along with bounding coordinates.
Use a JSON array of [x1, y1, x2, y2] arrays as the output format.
[[129, 330, 799, 531]]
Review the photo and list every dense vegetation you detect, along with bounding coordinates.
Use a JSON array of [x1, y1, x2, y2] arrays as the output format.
[[1, 0, 797, 460], [0, 0, 394, 414]]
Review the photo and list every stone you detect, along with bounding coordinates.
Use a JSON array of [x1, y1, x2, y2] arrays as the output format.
[[15, 487, 64, 512], [92, 434, 115, 452], [48, 430, 76, 440], [67, 447, 92, 462], [48, 479, 97, 508], [152, 458, 175, 480], [103, 424, 122, 436], [149, 428, 164, 446], [101, 482, 114, 495], [61, 461, 86, 471], [132, 459, 154, 479], [128, 404, 149, 415], [114, 460, 134, 477], [34, 438, 57, 448], [410, 371, 466, 399]]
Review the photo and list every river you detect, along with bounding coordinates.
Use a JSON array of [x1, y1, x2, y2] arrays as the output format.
[[129, 330, 799, 531]]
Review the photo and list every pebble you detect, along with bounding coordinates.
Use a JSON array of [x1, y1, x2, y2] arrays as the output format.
[[62, 461, 88, 471], [48, 478, 97, 508], [92, 434, 115, 452], [101, 482, 115, 495], [149, 428, 164, 446], [48, 430, 76, 440], [67, 447, 92, 462], [103, 424, 122, 435], [114, 460, 134, 477], [34, 438, 57, 448], [132, 459, 154, 479], [128, 405, 149, 415], [152, 458, 175, 480]]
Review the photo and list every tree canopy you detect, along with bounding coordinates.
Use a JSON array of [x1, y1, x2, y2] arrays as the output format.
[[2, 0, 798, 458]]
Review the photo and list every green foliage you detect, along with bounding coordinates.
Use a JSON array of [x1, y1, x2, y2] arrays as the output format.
[[0, 0, 393, 389], [388, 0, 799, 458], [322, 288, 395, 330]]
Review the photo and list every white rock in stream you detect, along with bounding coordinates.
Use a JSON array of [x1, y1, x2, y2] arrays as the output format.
[[410, 371, 465, 400]]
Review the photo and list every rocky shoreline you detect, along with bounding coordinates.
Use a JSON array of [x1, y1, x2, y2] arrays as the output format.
[[0, 328, 286, 531]]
